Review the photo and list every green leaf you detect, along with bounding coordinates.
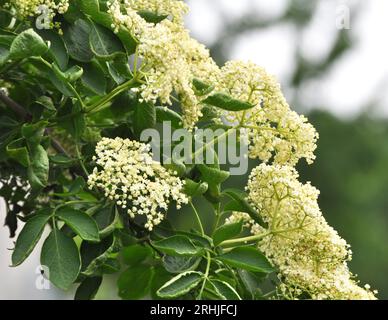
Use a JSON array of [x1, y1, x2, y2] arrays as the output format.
[[183, 179, 208, 197], [52, 63, 83, 83], [121, 244, 153, 266], [93, 204, 118, 238], [157, 271, 203, 298], [133, 100, 156, 137], [9, 29, 48, 60], [213, 221, 243, 246], [217, 247, 274, 273], [138, 10, 168, 24], [156, 106, 183, 128], [197, 164, 230, 186], [56, 207, 100, 242], [107, 56, 132, 85], [63, 19, 94, 62], [21, 121, 47, 146], [203, 93, 254, 111], [223, 189, 267, 228], [238, 270, 265, 298], [89, 21, 125, 59], [193, 78, 214, 96], [152, 235, 201, 257], [40, 228, 81, 290], [163, 255, 201, 274], [28, 145, 49, 191], [58, 101, 85, 139], [80, 61, 107, 95], [12, 212, 51, 266], [118, 265, 154, 300], [210, 279, 242, 300], [38, 29, 69, 70], [75, 276, 102, 300], [6, 139, 29, 167], [81, 234, 120, 276]]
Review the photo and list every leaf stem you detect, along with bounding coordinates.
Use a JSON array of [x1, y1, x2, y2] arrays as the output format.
[[189, 201, 205, 236], [198, 251, 211, 300]]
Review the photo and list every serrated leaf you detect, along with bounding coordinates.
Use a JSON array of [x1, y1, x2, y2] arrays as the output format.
[[163, 255, 201, 274], [217, 247, 274, 273], [152, 235, 201, 256], [40, 228, 81, 290], [157, 271, 203, 298], [12, 212, 51, 266], [213, 221, 243, 246], [56, 207, 100, 242], [210, 279, 242, 300], [197, 164, 230, 186]]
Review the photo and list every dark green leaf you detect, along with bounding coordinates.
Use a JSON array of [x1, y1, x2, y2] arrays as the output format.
[[197, 164, 230, 186], [6, 139, 29, 167], [157, 271, 203, 298], [12, 213, 51, 266], [138, 10, 168, 24], [89, 21, 125, 59], [163, 255, 201, 274], [133, 100, 156, 137], [210, 279, 242, 300], [80, 61, 107, 95], [75, 276, 102, 300], [56, 207, 100, 242], [217, 247, 274, 273], [223, 189, 267, 228], [152, 235, 201, 257], [213, 221, 243, 246], [40, 228, 81, 290], [63, 19, 94, 62], [38, 29, 69, 70], [118, 265, 154, 300], [121, 244, 153, 266]]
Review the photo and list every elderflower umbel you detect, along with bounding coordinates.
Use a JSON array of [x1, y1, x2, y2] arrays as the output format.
[[216, 60, 318, 165], [226, 164, 376, 300], [88, 138, 188, 231], [107, 0, 220, 128], [7, 0, 69, 22]]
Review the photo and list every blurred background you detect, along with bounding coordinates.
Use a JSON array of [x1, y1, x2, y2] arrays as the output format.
[[1, 0, 387, 299]]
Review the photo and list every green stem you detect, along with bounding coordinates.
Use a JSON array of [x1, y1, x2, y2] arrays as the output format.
[[190, 201, 205, 236], [76, 143, 89, 177], [85, 77, 138, 114], [198, 251, 211, 300], [219, 232, 271, 247]]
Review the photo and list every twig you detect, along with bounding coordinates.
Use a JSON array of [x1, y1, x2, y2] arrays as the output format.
[[0, 90, 70, 157]]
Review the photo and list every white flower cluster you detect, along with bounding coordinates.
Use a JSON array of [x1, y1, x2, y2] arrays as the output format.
[[88, 137, 188, 231], [7, 0, 69, 24], [227, 164, 376, 300], [107, 0, 219, 129], [217, 61, 318, 165]]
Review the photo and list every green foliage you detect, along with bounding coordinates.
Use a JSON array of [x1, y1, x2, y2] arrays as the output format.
[[0, 0, 279, 300]]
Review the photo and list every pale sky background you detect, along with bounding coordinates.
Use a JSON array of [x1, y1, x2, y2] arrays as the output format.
[[1, 0, 388, 299]]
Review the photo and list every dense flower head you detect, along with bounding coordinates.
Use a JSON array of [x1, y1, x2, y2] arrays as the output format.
[[108, 0, 220, 129], [216, 60, 318, 165], [226, 164, 376, 300], [88, 137, 188, 231], [7, 0, 69, 21]]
